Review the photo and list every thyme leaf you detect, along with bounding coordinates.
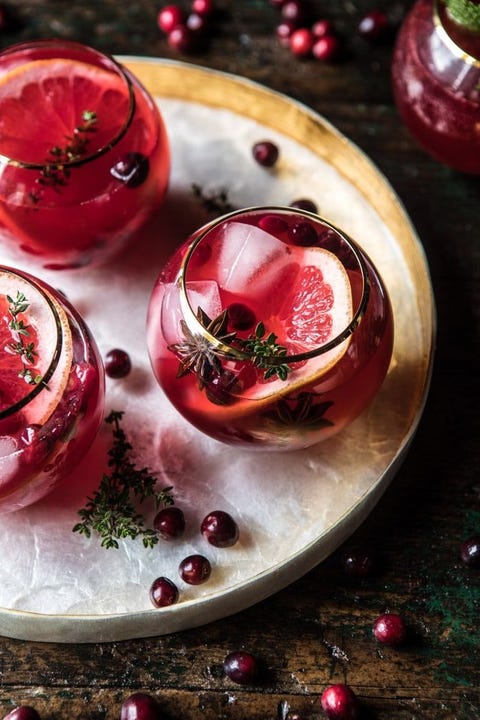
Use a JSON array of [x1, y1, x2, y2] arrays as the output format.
[[5, 291, 44, 386]]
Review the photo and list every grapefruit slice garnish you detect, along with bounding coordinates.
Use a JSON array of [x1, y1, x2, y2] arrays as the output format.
[[0, 58, 130, 164], [0, 269, 73, 427]]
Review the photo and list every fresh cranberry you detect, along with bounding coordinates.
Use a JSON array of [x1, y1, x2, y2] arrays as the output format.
[[186, 12, 208, 33], [460, 535, 480, 568], [289, 28, 314, 57], [290, 198, 318, 214], [205, 370, 242, 406], [373, 612, 407, 646], [227, 303, 256, 331], [105, 348, 131, 379], [153, 506, 186, 540], [258, 214, 288, 235], [223, 650, 258, 684], [289, 221, 317, 246], [276, 20, 296, 45], [3, 708, 41, 720], [120, 692, 162, 720], [149, 576, 179, 608], [341, 543, 376, 578], [281, 0, 305, 25], [358, 10, 389, 41], [167, 24, 195, 52], [312, 19, 334, 38], [191, 0, 214, 16], [320, 684, 360, 720], [157, 4, 185, 33], [312, 34, 340, 61], [110, 153, 149, 187], [179, 554, 211, 584], [252, 140, 279, 167], [201, 510, 239, 547]]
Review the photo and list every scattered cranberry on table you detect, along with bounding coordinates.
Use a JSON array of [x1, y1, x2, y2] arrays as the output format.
[[320, 683, 360, 720], [149, 576, 179, 608], [153, 506, 186, 540], [357, 10, 390, 41], [290, 198, 318, 214], [223, 650, 259, 684], [290, 27, 315, 57], [460, 535, 480, 568], [157, 4, 185, 33], [312, 34, 340, 62], [252, 140, 280, 167], [179, 553, 212, 584], [158, 1, 216, 53], [105, 348, 132, 379], [340, 543, 376, 578], [2, 708, 41, 720], [372, 612, 407, 646], [201, 510, 239, 547], [119, 692, 163, 720]]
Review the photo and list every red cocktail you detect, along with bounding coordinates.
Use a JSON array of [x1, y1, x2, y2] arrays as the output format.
[[0, 265, 105, 512], [147, 207, 394, 450], [0, 40, 170, 269]]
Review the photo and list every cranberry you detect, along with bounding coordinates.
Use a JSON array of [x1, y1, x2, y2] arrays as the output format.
[[252, 140, 279, 167], [110, 152, 149, 188], [372, 612, 407, 646], [312, 34, 340, 61], [289, 28, 314, 57], [191, 0, 214, 16], [320, 684, 360, 720], [258, 214, 288, 235], [358, 10, 389, 41], [120, 692, 162, 720], [289, 221, 317, 246], [167, 24, 195, 52], [153, 506, 185, 540], [223, 650, 258, 685], [205, 370, 242, 406], [157, 4, 185, 34], [201, 510, 239, 547], [186, 12, 208, 33], [460, 535, 480, 568], [149, 576, 179, 608], [281, 0, 305, 25], [312, 19, 334, 38], [290, 198, 318, 214], [3, 708, 41, 720], [276, 20, 296, 45], [105, 348, 131, 379], [179, 553, 211, 584], [340, 543, 376, 578], [227, 302, 256, 331]]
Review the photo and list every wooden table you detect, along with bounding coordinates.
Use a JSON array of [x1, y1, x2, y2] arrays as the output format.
[[0, 2, 479, 718]]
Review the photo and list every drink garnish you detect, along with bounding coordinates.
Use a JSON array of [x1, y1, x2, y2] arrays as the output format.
[[73, 410, 175, 549], [238, 321, 291, 381], [6, 290, 43, 386]]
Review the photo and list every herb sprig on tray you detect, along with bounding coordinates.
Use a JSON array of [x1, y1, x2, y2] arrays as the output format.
[[73, 410, 174, 549]]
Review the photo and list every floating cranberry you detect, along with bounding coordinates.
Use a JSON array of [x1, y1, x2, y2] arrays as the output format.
[[206, 370, 241, 406], [460, 535, 480, 568], [281, 0, 305, 26], [227, 303, 256, 331], [201, 510, 239, 547], [110, 153, 149, 188], [120, 692, 162, 720], [312, 34, 340, 61], [191, 0, 214, 16], [157, 4, 185, 34], [289, 28, 314, 57], [167, 24, 195, 52], [105, 348, 131, 379], [179, 554, 211, 584], [372, 612, 407, 646], [320, 684, 360, 720], [3, 708, 41, 720], [312, 19, 334, 38], [358, 10, 389, 41], [259, 214, 288, 235], [149, 576, 179, 608], [290, 198, 318, 214], [223, 650, 258, 685], [289, 221, 317, 246], [154, 506, 186, 540], [252, 140, 279, 167], [341, 543, 376, 578]]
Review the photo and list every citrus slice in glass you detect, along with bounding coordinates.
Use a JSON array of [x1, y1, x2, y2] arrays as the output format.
[[0, 269, 73, 427]]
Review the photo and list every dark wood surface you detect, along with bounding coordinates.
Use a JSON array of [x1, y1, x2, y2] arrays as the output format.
[[0, 1, 479, 719]]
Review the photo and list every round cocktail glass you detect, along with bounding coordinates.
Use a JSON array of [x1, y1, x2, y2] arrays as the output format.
[[0, 265, 105, 512], [147, 207, 394, 450], [0, 40, 170, 269]]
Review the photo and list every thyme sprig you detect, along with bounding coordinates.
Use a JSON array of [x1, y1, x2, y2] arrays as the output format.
[[239, 321, 292, 381], [6, 291, 43, 386], [73, 410, 174, 549]]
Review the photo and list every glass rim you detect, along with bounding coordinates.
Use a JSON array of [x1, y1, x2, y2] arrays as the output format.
[[177, 205, 371, 365], [0, 265, 64, 420], [0, 39, 136, 170], [433, 0, 480, 67]]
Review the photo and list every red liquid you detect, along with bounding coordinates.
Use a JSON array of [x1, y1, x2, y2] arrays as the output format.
[[392, 0, 480, 173], [0, 268, 105, 513], [0, 41, 170, 269], [147, 209, 394, 450]]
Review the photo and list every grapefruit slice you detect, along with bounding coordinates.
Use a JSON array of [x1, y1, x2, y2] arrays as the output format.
[[0, 58, 130, 164], [0, 269, 73, 427]]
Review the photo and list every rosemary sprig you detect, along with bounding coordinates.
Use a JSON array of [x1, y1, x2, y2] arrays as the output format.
[[6, 291, 43, 386], [238, 322, 292, 381], [73, 410, 174, 549]]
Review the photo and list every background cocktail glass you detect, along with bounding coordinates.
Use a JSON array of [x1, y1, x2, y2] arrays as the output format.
[[147, 207, 394, 450]]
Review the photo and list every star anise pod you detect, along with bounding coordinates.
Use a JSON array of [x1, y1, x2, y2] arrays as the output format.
[[168, 307, 237, 389], [264, 391, 334, 429]]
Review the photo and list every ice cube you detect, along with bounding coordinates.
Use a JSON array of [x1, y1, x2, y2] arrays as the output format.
[[214, 221, 288, 294], [160, 280, 222, 347]]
